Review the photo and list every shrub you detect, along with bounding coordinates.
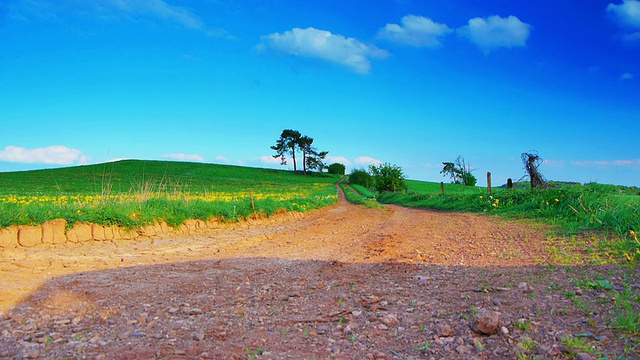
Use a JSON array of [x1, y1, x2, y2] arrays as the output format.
[[349, 169, 372, 189], [369, 163, 407, 193], [328, 163, 346, 175]]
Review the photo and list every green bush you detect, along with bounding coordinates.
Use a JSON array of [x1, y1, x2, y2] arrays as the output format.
[[348, 169, 372, 189], [369, 163, 406, 193], [328, 163, 346, 175]]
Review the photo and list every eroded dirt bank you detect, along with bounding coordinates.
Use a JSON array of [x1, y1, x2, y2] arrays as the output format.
[[0, 191, 637, 359]]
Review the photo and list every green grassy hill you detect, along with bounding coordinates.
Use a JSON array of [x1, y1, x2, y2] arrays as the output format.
[[0, 160, 340, 228]]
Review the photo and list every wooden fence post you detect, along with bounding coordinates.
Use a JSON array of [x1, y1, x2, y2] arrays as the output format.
[[487, 172, 492, 195], [507, 178, 513, 190], [440, 182, 445, 194], [249, 188, 256, 212]]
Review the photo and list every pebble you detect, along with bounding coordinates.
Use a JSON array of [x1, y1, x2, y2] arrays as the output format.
[[381, 314, 400, 327], [500, 326, 509, 335]]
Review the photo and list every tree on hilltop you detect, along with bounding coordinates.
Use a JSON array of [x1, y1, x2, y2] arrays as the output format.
[[271, 129, 302, 172], [271, 129, 329, 174]]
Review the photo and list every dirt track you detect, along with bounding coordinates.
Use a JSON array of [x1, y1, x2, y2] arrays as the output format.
[[0, 187, 638, 359]]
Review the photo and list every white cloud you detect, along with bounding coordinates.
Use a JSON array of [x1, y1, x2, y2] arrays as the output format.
[[621, 72, 635, 80], [378, 15, 451, 47], [215, 155, 230, 163], [607, 0, 640, 28], [0, 145, 89, 165], [572, 159, 640, 167], [326, 155, 352, 166], [259, 27, 389, 74], [458, 15, 532, 52], [354, 156, 382, 166], [162, 153, 204, 162], [260, 155, 282, 165]]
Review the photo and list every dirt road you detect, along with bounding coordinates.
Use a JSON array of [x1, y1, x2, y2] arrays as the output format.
[[0, 188, 637, 359]]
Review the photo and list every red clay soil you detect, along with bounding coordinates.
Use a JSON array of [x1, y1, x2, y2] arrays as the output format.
[[0, 187, 638, 359]]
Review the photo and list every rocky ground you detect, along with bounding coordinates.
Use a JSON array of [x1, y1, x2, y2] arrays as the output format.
[[0, 188, 638, 359]]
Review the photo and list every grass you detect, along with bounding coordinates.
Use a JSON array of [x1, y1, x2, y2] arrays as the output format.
[[340, 183, 384, 209], [0, 160, 340, 229]]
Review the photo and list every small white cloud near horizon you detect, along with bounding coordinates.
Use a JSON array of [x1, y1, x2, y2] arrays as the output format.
[[0, 145, 89, 165], [458, 15, 532, 52], [621, 72, 635, 80], [378, 15, 451, 47], [542, 159, 567, 167], [572, 159, 640, 167], [354, 156, 383, 167], [260, 155, 282, 165], [215, 155, 230, 163], [326, 155, 352, 166], [259, 27, 389, 74], [162, 153, 205, 162]]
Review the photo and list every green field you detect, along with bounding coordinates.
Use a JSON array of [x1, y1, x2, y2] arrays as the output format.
[[0, 160, 340, 228]]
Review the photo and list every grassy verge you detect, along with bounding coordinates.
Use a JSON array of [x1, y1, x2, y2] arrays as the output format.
[[377, 182, 640, 265], [340, 183, 384, 209], [0, 160, 340, 229]]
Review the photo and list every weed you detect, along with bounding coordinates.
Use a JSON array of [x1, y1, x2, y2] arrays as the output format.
[[561, 335, 590, 353], [473, 338, 485, 352], [415, 341, 430, 352], [520, 336, 536, 351], [611, 289, 640, 335], [245, 348, 263, 360], [303, 329, 310, 338], [516, 319, 531, 331]]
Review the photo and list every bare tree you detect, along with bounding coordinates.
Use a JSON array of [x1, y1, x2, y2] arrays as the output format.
[[521, 151, 547, 189]]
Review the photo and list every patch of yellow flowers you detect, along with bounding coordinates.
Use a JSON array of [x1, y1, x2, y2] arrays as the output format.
[[0, 183, 336, 206]]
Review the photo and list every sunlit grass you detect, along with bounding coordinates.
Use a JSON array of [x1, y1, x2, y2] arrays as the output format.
[[0, 160, 340, 228]]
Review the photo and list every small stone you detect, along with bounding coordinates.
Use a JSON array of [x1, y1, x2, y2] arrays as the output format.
[[381, 314, 400, 327], [188, 308, 203, 316], [343, 325, 353, 336], [373, 350, 387, 359], [168, 307, 179, 314], [351, 310, 362, 317], [193, 332, 205, 341], [500, 326, 509, 335], [471, 309, 500, 335], [317, 325, 328, 335], [492, 299, 501, 306], [436, 324, 453, 337]]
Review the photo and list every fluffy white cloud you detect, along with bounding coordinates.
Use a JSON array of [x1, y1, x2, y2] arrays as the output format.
[[326, 156, 352, 166], [260, 27, 389, 74], [260, 155, 282, 165], [162, 153, 204, 162], [354, 156, 382, 166], [0, 145, 89, 165], [458, 15, 532, 52], [607, 0, 640, 28], [378, 15, 451, 47]]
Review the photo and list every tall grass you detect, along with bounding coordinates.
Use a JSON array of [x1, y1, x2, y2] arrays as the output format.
[[0, 160, 340, 228]]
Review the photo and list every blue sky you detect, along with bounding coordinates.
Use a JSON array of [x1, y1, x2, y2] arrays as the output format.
[[1, 0, 639, 186]]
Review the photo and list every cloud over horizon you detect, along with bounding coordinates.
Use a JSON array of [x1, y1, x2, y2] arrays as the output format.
[[260, 27, 389, 74], [0, 145, 89, 165], [354, 156, 383, 166], [378, 15, 451, 47], [458, 15, 532, 52], [162, 153, 204, 162]]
